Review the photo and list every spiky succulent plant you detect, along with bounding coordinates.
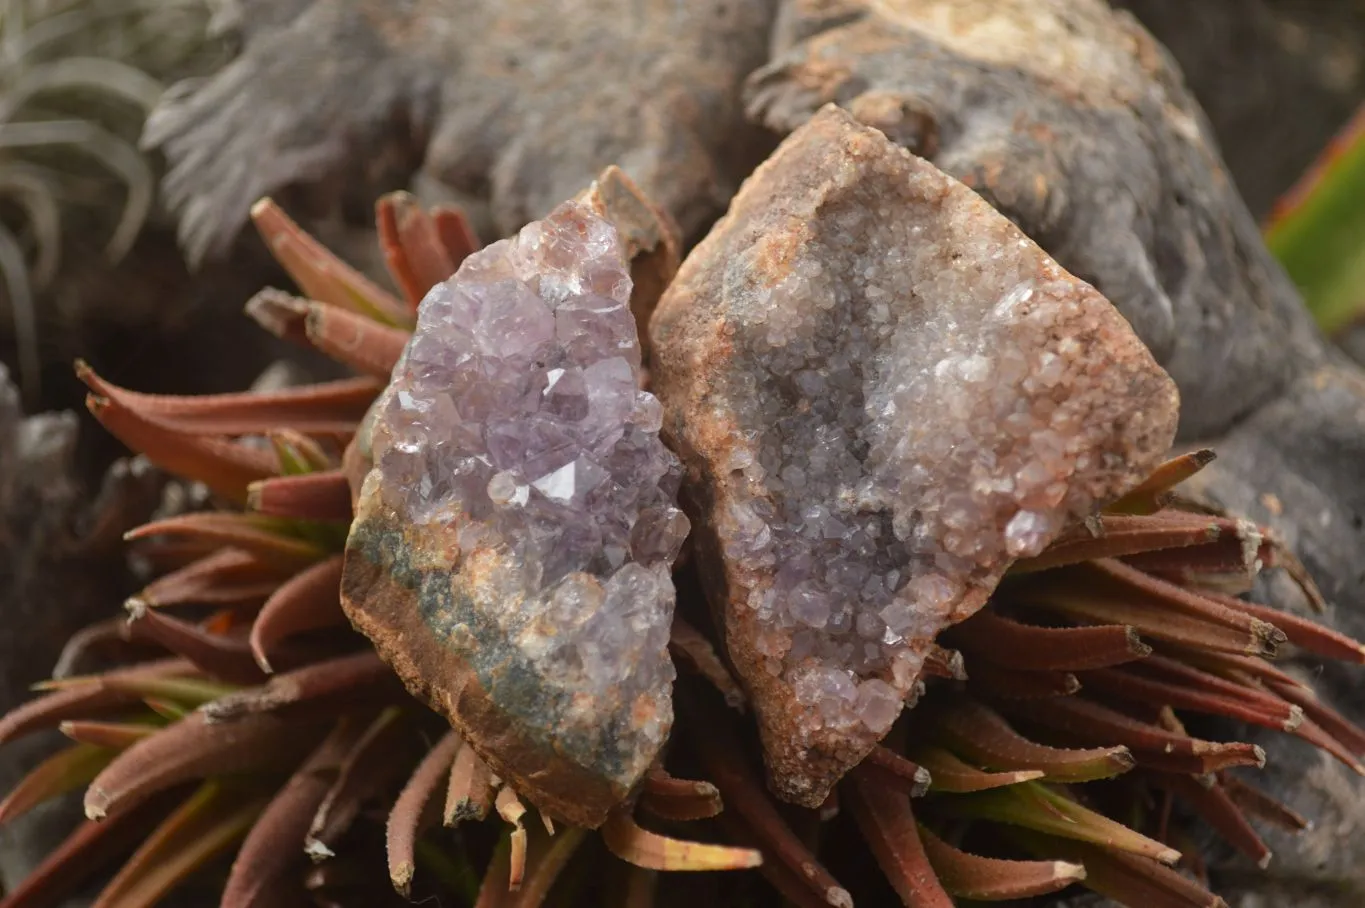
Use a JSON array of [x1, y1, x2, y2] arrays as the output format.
[[0, 0, 225, 403], [0, 187, 1361, 908]]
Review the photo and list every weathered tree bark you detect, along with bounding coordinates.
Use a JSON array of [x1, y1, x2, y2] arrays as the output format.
[[143, 0, 777, 265], [1115, 0, 1365, 219]]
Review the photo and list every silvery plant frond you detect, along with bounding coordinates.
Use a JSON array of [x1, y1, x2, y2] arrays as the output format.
[[0, 0, 228, 405]]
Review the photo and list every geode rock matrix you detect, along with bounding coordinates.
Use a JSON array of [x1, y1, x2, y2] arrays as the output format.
[[650, 105, 1181, 807], [341, 201, 688, 827]]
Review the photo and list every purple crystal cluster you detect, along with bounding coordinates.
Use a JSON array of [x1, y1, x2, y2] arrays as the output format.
[[365, 200, 689, 701]]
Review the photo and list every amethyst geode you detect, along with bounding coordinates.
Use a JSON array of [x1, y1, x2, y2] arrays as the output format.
[[341, 200, 689, 827], [651, 106, 1180, 807]]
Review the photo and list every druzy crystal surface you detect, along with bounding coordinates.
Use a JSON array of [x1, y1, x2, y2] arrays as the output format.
[[345, 199, 688, 825], [651, 106, 1179, 805]]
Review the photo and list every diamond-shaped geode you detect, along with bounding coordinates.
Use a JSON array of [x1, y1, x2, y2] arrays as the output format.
[[649, 105, 1180, 807], [342, 200, 688, 828]]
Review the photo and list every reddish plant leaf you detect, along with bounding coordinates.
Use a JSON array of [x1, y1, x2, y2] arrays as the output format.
[[268, 429, 337, 475], [50, 619, 138, 679], [91, 780, 269, 908], [77, 362, 379, 435], [125, 514, 325, 571], [949, 782, 1180, 864], [1169, 647, 1309, 692], [1266, 682, 1365, 770], [1079, 666, 1301, 733], [0, 744, 112, 824], [86, 394, 277, 505], [376, 191, 457, 306], [250, 555, 346, 672], [924, 645, 967, 680], [924, 699, 1134, 782], [0, 795, 174, 908], [1008, 828, 1225, 908], [860, 747, 932, 798], [638, 770, 723, 822], [432, 206, 481, 266], [845, 768, 953, 908], [1094, 560, 1284, 641], [84, 711, 323, 820], [96, 674, 239, 708], [200, 651, 399, 722], [679, 690, 845, 903], [950, 611, 1150, 671], [730, 834, 836, 908], [245, 288, 312, 346], [908, 746, 1043, 793], [0, 658, 194, 745], [250, 198, 411, 327], [132, 548, 287, 609], [59, 720, 159, 751], [1217, 774, 1310, 833], [918, 822, 1085, 899], [222, 720, 366, 908], [966, 663, 1081, 699], [1149, 773, 1272, 868], [248, 470, 354, 522], [1022, 561, 1283, 657], [123, 603, 267, 685], [307, 708, 414, 854], [507, 826, 588, 908], [601, 811, 762, 872], [995, 697, 1264, 775], [304, 302, 411, 379], [388, 730, 462, 895], [1015, 510, 1228, 571], [1106, 451, 1217, 515], [1209, 592, 1365, 664], [445, 739, 495, 826], [1122, 534, 1273, 586], [669, 618, 746, 710]]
